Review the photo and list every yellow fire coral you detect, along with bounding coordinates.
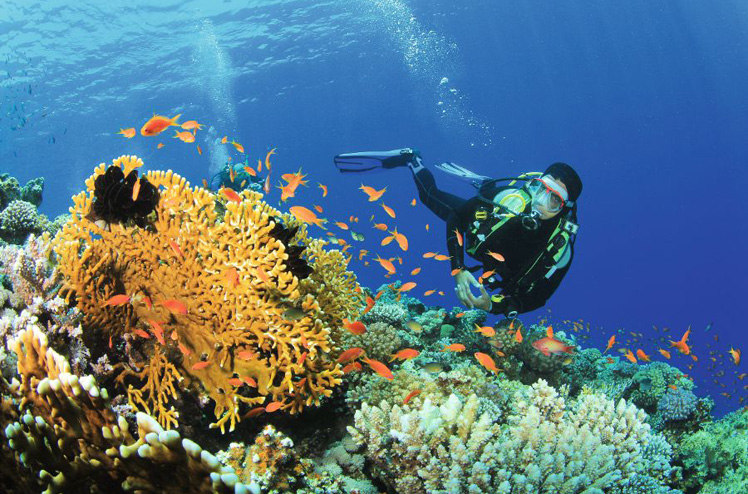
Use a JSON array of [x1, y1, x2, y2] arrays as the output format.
[[52, 156, 363, 432]]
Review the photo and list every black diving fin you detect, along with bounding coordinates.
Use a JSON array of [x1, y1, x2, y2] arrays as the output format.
[[334, 148, 420, 173]]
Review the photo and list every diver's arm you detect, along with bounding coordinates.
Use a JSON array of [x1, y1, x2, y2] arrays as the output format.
[[445, 198, 476, 271], [492, 264, 570, 315]]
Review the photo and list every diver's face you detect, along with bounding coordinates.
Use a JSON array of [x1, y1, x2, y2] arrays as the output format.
[[535, 177, 568, 220]]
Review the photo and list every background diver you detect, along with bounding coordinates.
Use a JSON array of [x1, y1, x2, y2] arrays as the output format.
[[334, 149, 583, 318]]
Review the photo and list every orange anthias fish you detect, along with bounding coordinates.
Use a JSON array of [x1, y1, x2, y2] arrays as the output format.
[[141, 113, 181, 136], [220, 187, 242, 203], [342, 361, 363, 373], [173, 130, 195, 143], [388, 228, 408, 251], [636, 349, 651, 362], [192, 360, 211, 370], [411, 267, 421, 275], [531, 336, 575, 357], [337, 347, 365, 363], [381, 203, 396, 218], [729, 347, 741, 365], [318, 183, 328, 197], [335, 221, 349, 230], [441, 343, 466, 352], [486, 251, 505, 262], [658, 348, 671, 360], [624, 349, 637, 363], [103, 294, 131, 306], [389, 348, 420, 362], [265, 401, 283, 413], [403, 389, 422, 405], [669, 327, 691, 355], [196, 145, 202, 155], [474, 352, 500, 373], [263, 173, 272, 195], [603, 335, 616, 354], [424, 289, 436, 296], [398, 282, 417, 292], [131, 179, 141, 201], [118, 127, 136, 138], [225, 267, 240, 288], [343, 318, 367, 335], [181, 120, 203, 131], [363, 358, 394, 380], [474, 324, 496, 337], [373, 223, 388, 231], [230, 140, 244, 153], [289, 206, 326, 228], [264, 148, 276, 171], [515, 329, 523, 343], [159, 299, 188, 315], [453, 228, 463, 247], [433, 254, 451, 261], [360, 184, 386, 201], [244, 165, 257, 176], [373, 255, 396, 274]]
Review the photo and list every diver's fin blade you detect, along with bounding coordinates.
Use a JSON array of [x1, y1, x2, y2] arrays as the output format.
[[334, 148, 417, 173], [435, 162, 491, 182]]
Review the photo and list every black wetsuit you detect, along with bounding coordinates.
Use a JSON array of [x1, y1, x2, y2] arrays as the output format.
[[412, 167, 573, 316]]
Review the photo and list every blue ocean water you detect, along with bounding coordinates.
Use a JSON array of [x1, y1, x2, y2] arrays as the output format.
[[0, 0, 745, 418]]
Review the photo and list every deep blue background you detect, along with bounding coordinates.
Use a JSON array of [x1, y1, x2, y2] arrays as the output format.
[[1, 0, 745, 412]]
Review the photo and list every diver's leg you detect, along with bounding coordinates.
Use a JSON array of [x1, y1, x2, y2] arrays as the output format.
[[409, 158, 466, 222]]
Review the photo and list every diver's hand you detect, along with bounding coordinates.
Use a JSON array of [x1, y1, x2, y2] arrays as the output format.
[[467, 285, 491, 311], [454, 270, 481, 308]]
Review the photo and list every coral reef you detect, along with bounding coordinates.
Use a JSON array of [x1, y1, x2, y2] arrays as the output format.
[[51, 156, 362, 432], [0, 174, 44, 210]]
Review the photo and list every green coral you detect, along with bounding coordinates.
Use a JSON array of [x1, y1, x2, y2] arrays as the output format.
[[0, 174, 44, 210]]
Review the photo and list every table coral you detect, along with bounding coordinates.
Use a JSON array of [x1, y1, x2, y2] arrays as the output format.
[[52, 156, 362, 432]]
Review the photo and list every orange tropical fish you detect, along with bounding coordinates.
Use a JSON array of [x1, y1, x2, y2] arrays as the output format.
[[173, 130, 195, 143], [227, 377, 244, 387], [220, 187, 242, 203], [410, 267, 421, 275], [403, 389, 422, 404], [191, 360, 211, 370], [361, 296, 376, 315], [265, 401, 283, 413], [230, 140, 244, 153], [388, 228, 408, 251], [238, 350, 256, 360], [141, 113, 181, 136], [243, 407, 266, 419], [363, 358, 394, 380], [487, 251, 505, 262], [478, 270, 495, 283], [289, 206, 326, 228], [197, 145, 202, 155], [134, 329, 150, 339], [168, 239, 184, 260], [313, 204, 323, 213], [669, 327, 691, 355], [381, 203, 396, 218], [337, 347, 365, 363], [243, 166, 256, 176], [515, 329, 523, 343], [509, 320, 515, 330], [433, 254, 451, 261], [256, 267, 270, 284], [343, 318, 367, 335], [335, 221, 349, 230], [546, 326, 554, 338], [729, 347, 741, 365], [658, 348, 671, 359], [159, 299, 188, 315], [318, 183, 328, 197], [180, 120, 203, 131], [103, 294, 131, 307], [532, 336, 575, 357], [390, 348, 420, 362], [118, 127, 136, 138], [157, 142, 165, 149], [221, 136, 228, 144], [229, 167, 236, 182], [454, 229, 463, 247], [225, 267, 240, 287], [603, 335, 616, 354], [373, 223, 388, 231], [298, 351, 308, 365], [441, 343, 466, 352], [450, 268, 462, 276], [624, 350, 637, 363], [242, 376, 257, 387], [668, 384, 678, 391], [264, 148, 276, 171], [425, 223, 430, 231], [398, 282, 417, 292], [178, 343, 191, 356], [424, 289, 436, 296], [360, 184, 386, 201], [263, 173, 271, 195], [342, 361, 363, 373], [374, 254, 396, 274], [474, 352, 500, 373], [636, 349, 651, 362], [129, 177, 141, 201], [474, 325, 496, 337], [455, 312, 465, 318], [147, 319, 166, 345]]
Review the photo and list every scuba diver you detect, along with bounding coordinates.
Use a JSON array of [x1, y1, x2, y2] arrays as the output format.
[[209, 157, 264, 193], [334, 148, 582, 317]]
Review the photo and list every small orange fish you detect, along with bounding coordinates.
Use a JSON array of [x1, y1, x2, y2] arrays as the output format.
[[636, 349, 651, 362], [173, 130, 195, 143], [398, 282, 417, 292], [318, 183, 328, 197], [221, 136, 228, 144], [134, 329, 150, 339], [264, 148, 276, 171], [220, 187, 242, 203], [603, 335, 616, 354], [159, 299, 188, 315], [265, 401, 283, 413], [668, 384, 678, 390], [546, 326, 554, 338], [313, 204, 323, 213], [299, 351, 308, 365], [474, 352, 500, 373], [373, 223, 388, 231], [344, 318, 367, 335], [474, 325, 496, 337], [178, 343, 191, 356], [361, 296, 376, 315], [453, 229, 463, 247], [441, 343, 466, 352], [515, 329, 523, 343], [338, 347, 365, 363], [433, 254, 451, 261], [181, 120, 203, 131], [658, 348, 671, 359], [256, 267, 270, 284], [104, 294, 131, 307], [424, 289, 436, 296], [624, 350, 637, 363], [243, 407, 266, 419], [363, 358, 394, 380], [389, 348, 420, 362], [227, 377, 244, 387], [289, 206, 326, 228], [410, 267, 421, 275], [243, 376, 257, 387], [381, 203, 396, 218], [263, 173, 271, 195], [425, 223, 430, 231], [230, 140, 244, 153], [243, 166, 257, 176], [335, 221, 349, 230], [157, 142, 165, 149], [229, 167, 236, 182], [403, 389, 422, 405], [410, 198, 416, 206], [455, 312, 465, 318], [360, 184, 386, 201], [669, 327, 691, 355], [342, 361, 363, 373], [197, 145, 202, 155], [238, 350, 256, 360], [141, 113, 181, 136], [192, 360, 211, 370], [450, 268, 462, 276], [147, 320, 166, 345], [225, 267, 240, 287], [118, 127, 136, 138], [532, 336, 575, 357], [422, 252, 437, 259], [729, 347, 741, 365], [168, 239, 184, 260], [486, 251, 505, 262], [374, 255, 396, 274]]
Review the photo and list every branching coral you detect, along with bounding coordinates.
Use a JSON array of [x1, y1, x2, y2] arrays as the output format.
[[52, 156, 362, 432]]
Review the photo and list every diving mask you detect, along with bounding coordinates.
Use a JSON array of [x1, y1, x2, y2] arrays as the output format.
[[527, 176, 568, 214]]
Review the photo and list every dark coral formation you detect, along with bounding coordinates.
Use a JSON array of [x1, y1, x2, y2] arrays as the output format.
[[267, 220, 312, 280], [90, 165, 159, 228]]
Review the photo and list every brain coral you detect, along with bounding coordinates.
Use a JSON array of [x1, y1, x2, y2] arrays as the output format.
[[52, 156, 363, 432]]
